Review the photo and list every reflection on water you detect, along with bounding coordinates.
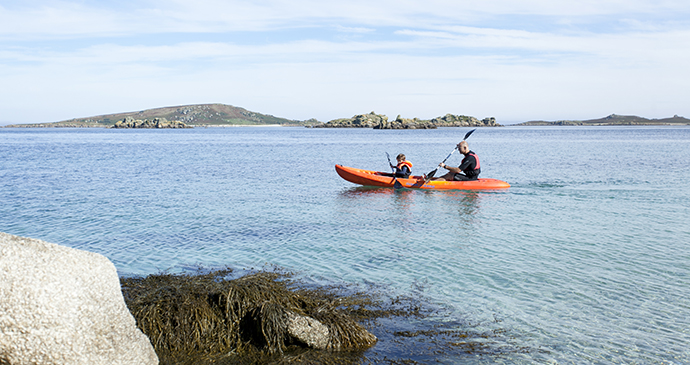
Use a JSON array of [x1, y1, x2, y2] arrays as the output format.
[[339, 186, 414, 197], [336, 187, 484, 238], [338, 186, 482, 217], [452, 191, 481, 217]]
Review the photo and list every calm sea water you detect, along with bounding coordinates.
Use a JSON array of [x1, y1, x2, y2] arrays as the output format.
[[1, 126, 689, 363]]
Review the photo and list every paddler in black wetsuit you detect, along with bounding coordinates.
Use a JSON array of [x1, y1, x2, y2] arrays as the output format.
[[429, 141, 480, 181]]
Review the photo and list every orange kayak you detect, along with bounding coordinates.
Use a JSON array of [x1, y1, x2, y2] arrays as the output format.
[[335, 164, 510, 190]]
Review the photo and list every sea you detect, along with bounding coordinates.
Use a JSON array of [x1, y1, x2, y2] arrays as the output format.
[[1, 125, 689, 364]]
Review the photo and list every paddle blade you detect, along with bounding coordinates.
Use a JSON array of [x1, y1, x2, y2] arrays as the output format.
[[393, 179, 404, 189], [424, 168, 438, 182], [463, 129, 476, 140]]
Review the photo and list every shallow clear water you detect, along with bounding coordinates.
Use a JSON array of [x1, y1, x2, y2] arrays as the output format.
[[1, 126, 689, 363]]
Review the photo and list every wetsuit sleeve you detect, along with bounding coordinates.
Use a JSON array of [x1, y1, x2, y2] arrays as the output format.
[[458, 155, 476, 173], [395, 165, 411, 178]]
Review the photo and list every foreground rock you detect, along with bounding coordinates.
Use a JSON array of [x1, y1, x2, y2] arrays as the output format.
[[0, 232, 158, 365], [111, 116, 191, 129], [286, 311, 330, 349]]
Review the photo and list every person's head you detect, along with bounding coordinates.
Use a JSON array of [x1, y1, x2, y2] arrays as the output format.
[[396, 153, 406, 162], [457, 141, 469, 154]]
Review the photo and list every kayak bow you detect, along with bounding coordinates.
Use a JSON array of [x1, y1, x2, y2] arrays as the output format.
[[335, 164, 510, 190]]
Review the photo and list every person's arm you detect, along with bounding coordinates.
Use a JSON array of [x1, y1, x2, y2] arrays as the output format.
[[440, 162, 460, 174]]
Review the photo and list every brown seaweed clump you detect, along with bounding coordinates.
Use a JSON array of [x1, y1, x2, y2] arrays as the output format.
[[120, 269, 379, 364]]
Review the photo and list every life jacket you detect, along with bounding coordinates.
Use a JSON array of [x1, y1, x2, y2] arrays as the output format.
[[396, 160, 413, 170], [468, 152, 480, 170], [463, 152, 481, 178]]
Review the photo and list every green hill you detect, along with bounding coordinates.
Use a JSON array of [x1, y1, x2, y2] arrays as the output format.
[[517, 114, 690, 126], [5, 104, 313, 127]]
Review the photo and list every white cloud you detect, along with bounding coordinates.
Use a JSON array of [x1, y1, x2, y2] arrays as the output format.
[[3, 1, 690, 38], [1, 0, 689, 124]]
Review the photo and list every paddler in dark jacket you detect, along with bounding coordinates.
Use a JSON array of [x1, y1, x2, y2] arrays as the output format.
[[387, 153, 413, 178], [430, 141, 480, 181]]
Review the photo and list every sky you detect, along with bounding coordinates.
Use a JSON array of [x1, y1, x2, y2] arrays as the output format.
[[1, 0, 689, 125]]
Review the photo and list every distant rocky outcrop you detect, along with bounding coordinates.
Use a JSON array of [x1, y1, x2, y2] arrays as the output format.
[[314, 112, 501, 129], [111, 116, 191, 129], [313, 112, 388, 128], [373, 115, 437, 129], [517, 114, 690, 126], [302, 118, 323, 127], [430, 114, 499, 127], [0, 232, 158, 365]]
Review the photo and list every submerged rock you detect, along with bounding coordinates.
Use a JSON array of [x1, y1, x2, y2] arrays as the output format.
[[0, 232, 158, 365]]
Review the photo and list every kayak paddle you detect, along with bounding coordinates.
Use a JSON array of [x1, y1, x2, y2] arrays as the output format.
[[386, 152, 404, 189], [424, 129, 476, 182], [423, 148, 456, 182], [463, 129, 476, 141]]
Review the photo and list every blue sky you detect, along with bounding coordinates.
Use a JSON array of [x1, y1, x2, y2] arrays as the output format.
[[1, 0, 689, 125]]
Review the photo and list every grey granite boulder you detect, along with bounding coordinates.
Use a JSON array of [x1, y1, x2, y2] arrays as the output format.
[[0, 232, 158, 365], [286, 311, 330, 350]]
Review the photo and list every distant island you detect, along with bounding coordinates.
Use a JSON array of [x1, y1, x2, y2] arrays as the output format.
[[4, 104, 687, 129], [516, 114, 690, 126], [1, 103, 501, 129], [2, 104, 310, 128]]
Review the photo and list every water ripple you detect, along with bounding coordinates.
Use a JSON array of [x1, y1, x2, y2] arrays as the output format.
[[2, 127, 690, 364]]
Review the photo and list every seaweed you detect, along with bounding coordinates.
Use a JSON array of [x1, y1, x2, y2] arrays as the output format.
[[120, 269, 378, 364], [120, 268, 532, 364]]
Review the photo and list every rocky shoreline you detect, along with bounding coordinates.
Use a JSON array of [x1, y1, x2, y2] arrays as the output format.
[[1, 231, 515, 364], [111, 116, 192, 129], [0, 232, 377, 364]]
